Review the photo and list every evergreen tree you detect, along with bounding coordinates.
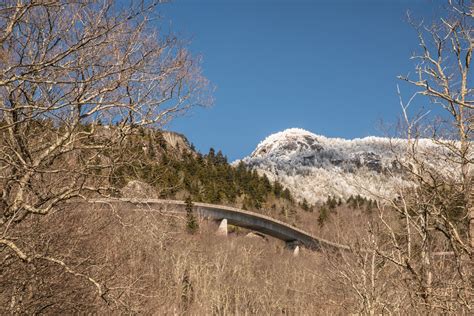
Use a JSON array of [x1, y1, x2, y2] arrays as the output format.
[[261, 174, 272, 193], [282, 188, 292, 201], [326, 196, 337, 210], [185, 196, 199, 234], [273, 181, 283, 197], [318, 206, 329, 227], [207, 148, 216, 164], [300, 198, 312, 212], [215, 150, 227, 165]]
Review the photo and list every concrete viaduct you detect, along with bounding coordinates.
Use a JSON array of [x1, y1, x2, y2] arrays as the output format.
[[90, 198, 351, 254]]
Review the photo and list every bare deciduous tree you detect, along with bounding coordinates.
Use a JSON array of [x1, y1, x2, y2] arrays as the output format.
[[0, 0, 210, 302], [324, 1, 473, 313], [372, 0, 473, 311], [399, 0, 473, 247]]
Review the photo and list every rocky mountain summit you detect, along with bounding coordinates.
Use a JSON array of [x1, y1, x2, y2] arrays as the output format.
[[241, 128, 425, 203]]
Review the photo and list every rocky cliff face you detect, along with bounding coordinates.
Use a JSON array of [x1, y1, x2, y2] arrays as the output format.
[[161, 131, 193, 154], [131, 129, 194, 159]]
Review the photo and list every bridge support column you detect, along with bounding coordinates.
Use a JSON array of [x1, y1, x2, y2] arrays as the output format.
[[217, 219, 228, 236], [285, 241, 300, 256], [292, 245, 300, 256]]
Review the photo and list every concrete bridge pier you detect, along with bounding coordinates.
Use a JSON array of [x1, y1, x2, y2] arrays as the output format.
[[285, 240, 301, 256], [217, 219, 228, 236]]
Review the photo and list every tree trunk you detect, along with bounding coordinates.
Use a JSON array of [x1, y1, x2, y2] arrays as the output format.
[[469, 176, 474, 252]]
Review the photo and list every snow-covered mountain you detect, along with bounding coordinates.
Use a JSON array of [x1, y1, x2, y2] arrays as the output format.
[[240, 128, 437, 204]]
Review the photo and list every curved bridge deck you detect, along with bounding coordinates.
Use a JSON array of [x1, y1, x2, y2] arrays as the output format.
[[90, 198, 350, 251]]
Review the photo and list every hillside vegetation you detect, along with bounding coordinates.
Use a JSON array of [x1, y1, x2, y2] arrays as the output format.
[[110, 127, 299, 220], [0, 203, 353, 314]]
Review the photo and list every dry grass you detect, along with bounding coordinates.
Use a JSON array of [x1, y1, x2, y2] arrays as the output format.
[[1, 202, 471, 314], [0, 204, 334, 314]]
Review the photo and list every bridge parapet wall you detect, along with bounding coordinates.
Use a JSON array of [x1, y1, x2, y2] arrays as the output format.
[[88, 198, 350, 251]]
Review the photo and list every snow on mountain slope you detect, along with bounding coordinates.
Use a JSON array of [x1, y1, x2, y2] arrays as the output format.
[[240, 128, 438, 204]]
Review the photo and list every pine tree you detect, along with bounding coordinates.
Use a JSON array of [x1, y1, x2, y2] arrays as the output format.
[[261, 174, 272, 193], [327, 196, 337, 209], [300, 198, 311, 212], [207, 147, 216, 165], [215, 150, 227, 165], [273, 181, 283, 197], [282, 188, 292, 201], [318, 206, 329, 227], [185, 196, 199, 234]]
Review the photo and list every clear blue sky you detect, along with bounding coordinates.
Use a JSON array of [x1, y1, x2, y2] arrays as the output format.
[[159, 0, 439, 161]]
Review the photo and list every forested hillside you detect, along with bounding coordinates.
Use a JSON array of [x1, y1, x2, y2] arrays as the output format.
[[110, 128, 297, 216]]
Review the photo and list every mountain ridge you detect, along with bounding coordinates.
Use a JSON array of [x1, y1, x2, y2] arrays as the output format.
[[239, 128, 423, 203]]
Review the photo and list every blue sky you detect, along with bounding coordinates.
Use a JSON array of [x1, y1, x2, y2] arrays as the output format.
[[160, 0, 439, 161]]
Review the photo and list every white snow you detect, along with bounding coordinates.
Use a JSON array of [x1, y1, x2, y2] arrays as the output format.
[[238, 128, 452, 204]]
